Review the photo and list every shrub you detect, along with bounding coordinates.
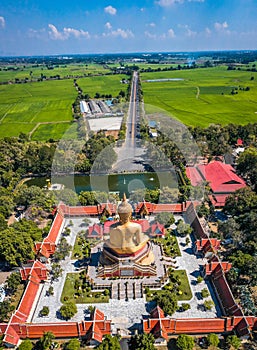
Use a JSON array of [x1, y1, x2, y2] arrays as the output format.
[[40, 306, 49, 317], [204, 299, 214, 310], [201, 288, 209, 298], [197, 276, 203, 283], [181, 303, 191, 311]]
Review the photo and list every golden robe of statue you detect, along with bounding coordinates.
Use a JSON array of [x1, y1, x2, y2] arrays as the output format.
[[106, 194, 149, 255]]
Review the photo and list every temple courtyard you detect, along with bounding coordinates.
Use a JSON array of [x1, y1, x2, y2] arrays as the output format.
[[31, 215, 221, 334]]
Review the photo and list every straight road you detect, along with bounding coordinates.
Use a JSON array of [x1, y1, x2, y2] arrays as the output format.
[[112, 71, 145, 173]]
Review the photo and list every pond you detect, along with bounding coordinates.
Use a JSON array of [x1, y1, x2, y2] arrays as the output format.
[[26, 171, 179, 197]]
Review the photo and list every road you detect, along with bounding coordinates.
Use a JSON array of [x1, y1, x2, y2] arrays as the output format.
[[112, 71, 145, 173]]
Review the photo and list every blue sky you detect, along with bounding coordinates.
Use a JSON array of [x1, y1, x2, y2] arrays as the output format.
[[0, 0, 257, 56]]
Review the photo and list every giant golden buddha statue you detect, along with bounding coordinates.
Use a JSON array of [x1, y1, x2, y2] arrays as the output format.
[[105, 194, 149, 255]]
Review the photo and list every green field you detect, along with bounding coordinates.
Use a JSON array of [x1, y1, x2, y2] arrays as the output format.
[[0, 63, 110, 83], [0, 79, 77, 140], [0, 73, 127, 140], [1, 64, 257, 140], [141, 66, 257, 127], [77, 74, 128, 97]]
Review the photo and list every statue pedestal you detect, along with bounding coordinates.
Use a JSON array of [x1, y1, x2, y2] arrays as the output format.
[[98, 242, 156, 278]]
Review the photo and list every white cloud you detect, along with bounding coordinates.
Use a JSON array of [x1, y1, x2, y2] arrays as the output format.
[[167, 28, 175, 38], [105, 22, 112, 29], [145, 28, 175, 40], [103, 28, 134, 39], [48, 24, 90, 40], [156, 0, 204, 6], [28, 28, 46, 39], [186, 28, 197, 37], [0, 16, 5, 28], [214, 21, 228, 31], [48, 24, 65, 40], [64, 27, 90, 39], [205, 27, 211, 36], [144, 31, 157, 39], [178, 24, 197, 37], [156, 0, 183, 6], [104, 5, 117, 15], [148, 22, 156, 27]]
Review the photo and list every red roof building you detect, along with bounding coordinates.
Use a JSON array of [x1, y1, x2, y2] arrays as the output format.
[[134, 219, 150, 232], [88, 224, 103, 239], [186, 161, 246, 207], [103, 220, 115, 234], [186, 167, 204, 187], [150, 222, 165, 237]]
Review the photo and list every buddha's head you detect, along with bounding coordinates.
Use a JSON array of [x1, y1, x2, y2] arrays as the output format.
[[118, 193, 132, 224]]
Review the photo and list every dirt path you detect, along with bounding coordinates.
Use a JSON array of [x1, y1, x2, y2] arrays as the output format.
[[196, 86, 200, 99]]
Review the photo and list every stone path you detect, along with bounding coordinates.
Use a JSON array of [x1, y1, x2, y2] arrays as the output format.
[[172, 231, 222, 319]]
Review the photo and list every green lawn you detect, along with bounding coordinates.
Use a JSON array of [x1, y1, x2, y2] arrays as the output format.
[[61, 273, 109, 304], [141, 67, 257, 127], [146, 269, 192, 302], [172, 270, 192, 301]]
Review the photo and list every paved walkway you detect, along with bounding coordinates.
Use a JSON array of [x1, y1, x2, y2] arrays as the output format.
[[172, 232, 222, 318]]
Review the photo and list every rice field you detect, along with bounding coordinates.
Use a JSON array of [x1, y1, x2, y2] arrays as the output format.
[[0, 63, 110, 83], [0, 64, 257, 140], [0, 73, 127, 140], [141, 66, 257, 127]]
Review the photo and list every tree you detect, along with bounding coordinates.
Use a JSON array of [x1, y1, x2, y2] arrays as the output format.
[[155, 212, 175, 226], [207, 333, 219, 347], [14, 185, 55, 211], [176, 334, 195, 350], [176, 220, 192, 236], [51, 263, 63, 281], [18, 339, 33, 350], [64, 339, 80, 350], [38, 332, 55, 350], [6, 271, 22, 295], [0, 219, 43, 266], [154, 290, 178, 316], [54, 188, 79, 206], [160, 186, 179, 203], [237, 147, 257, 189], [96, 334, 121, 350], [59, 301, 77, 320], [129, 333, 155, 350], [52, 237, 71, 261], [226, 335, 241, 349], [0, 300, 15, 322], [223, 187, 257, 216]]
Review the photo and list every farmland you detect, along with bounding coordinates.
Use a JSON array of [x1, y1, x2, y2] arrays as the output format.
[[0, 79, 77, 140], [77, 74, 128, 98], [0, 70, 127, 140], [0, 63, 110, 83], [141, 66, 257, 127], [1, 58, 257, 140]]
